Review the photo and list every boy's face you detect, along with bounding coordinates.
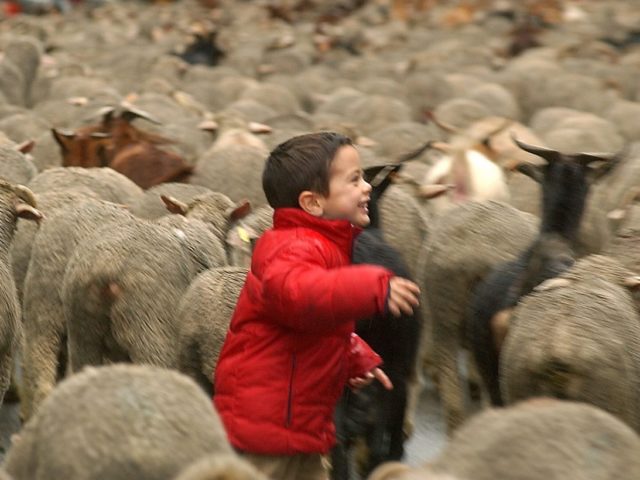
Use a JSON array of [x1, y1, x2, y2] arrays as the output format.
[[319, 145, 372, 227]]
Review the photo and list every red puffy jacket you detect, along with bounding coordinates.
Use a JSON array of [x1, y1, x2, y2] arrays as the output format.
[[214, 208, 393, 454]]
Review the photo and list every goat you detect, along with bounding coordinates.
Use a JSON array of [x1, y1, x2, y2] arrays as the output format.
[[396, 115, 515, 214], [331, 164, 422, 480], [466, 136, 624, 406], [52, 104, 192, 189]]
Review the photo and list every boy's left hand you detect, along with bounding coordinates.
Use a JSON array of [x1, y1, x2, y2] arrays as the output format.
[[348, 367, 393, 391]]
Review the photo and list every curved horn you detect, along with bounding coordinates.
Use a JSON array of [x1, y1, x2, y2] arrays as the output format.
[[424, 110, 460, 134], [484, 118, 514, 139], [366, 164, 403, 188], [16, 204, 43, 223], [397, 140, 450, 163], [95, 105, 117, 125], [14, 184, 38, 208], [575, 144, 628, 166], [511, 134, 560, 163], [120, 102, 162, 125], [89, 132, 112, 139], [52, 128, 76, 139]]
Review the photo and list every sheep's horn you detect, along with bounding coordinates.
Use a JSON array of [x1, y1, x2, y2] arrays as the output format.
[[14, 184, 37, 208], [366, 164, 403, 188], [575, 152, 617, 166], [120, 102, 162, 125], [52, 128, 76, 139], [424, 110, 460, 134], [397, 140, 450, 163], [485, 118, 514, 138], [575, 144, 628, 167], [511, 134, 560, 163], [16, 204, 43, 223], [90, 132, 111, 139], [94, 105, 117, 124]]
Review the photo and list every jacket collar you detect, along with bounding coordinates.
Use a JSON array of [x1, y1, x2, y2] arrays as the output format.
[[273, 208, 360, 255]]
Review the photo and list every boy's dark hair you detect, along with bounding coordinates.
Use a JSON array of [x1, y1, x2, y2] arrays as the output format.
[[262, 131, 353, 209]]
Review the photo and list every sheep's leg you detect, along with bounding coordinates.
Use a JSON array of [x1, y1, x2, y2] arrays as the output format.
[[125, 329, 177, 368], [0, 348, 13, 406], [67, 313, 109, 372], [21, 324, 65, 420], [179, 338, 212, 395], [436, 332, 467, 433]]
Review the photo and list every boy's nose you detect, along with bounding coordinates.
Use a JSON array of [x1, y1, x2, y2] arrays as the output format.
[[363, 180, 372, 193]]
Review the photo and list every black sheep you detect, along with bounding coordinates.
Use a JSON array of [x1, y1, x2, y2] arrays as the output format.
[[331, 164, 422, 480], [176, 31, 225, 67], [467, 137, 623, 406]]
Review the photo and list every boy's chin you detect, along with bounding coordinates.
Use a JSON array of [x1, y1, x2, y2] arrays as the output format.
[[353, 215, 370, 228]]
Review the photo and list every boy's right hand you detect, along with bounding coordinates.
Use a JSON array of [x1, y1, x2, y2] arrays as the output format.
[[387, 277, 420, 317]]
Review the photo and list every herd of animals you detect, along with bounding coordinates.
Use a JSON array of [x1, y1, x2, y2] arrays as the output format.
[[1, 0, 640, 478]]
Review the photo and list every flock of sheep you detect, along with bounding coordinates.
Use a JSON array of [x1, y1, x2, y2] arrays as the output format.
[[1, 0, 640, 478]]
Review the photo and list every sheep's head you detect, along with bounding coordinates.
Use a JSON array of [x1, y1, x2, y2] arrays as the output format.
[[161, 192, 251, 242]]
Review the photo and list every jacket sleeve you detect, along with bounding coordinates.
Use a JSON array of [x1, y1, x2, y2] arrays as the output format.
[[261, 240, 393, 332], [348, 333, 382, 378]]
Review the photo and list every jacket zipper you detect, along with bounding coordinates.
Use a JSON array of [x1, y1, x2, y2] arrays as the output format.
[[286, 353, 296, 427]]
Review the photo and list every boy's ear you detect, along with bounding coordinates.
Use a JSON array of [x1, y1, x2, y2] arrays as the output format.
[[298, 190, 324, 217]]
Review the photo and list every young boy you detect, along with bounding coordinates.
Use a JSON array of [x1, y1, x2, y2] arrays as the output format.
[[213, 132, 421, 480]]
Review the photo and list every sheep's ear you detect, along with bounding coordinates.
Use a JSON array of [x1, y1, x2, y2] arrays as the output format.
[[534, 277, 572, 292], [515, 162, 544, 183], [16, 203, 43, 223], [227, 199, 251, 221], [624, 276, 640, 291], [15, 139, 35, 154], [160, 195, 189, 215], [583, 154, 624, 183], [418, 183, 453, 199]]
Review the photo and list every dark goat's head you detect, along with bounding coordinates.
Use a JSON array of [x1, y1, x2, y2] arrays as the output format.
[[512, 136, 624, 241], [362, 164, 403, 229]]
